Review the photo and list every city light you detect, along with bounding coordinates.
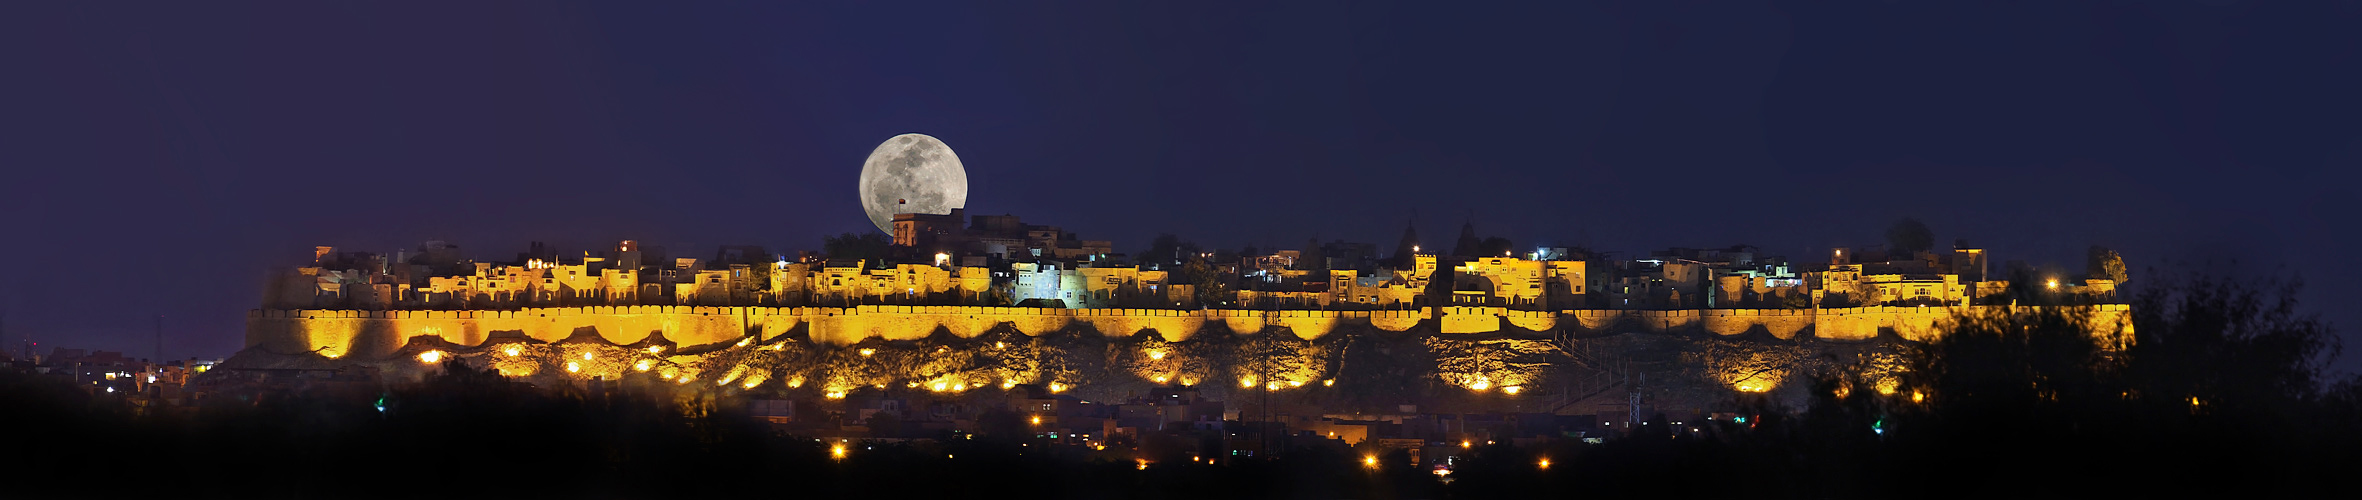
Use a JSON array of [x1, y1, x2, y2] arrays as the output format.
[[2047, 278, 2060, 290], [503, 346, 520, 357], [565, 362, 580, 373], [1031, 416, 1042, 425], [645, 345, 664, 354], [831, 444, 847, 460], [1538, 458, 1551, 469], [1240, 377, 1256, 388], [1147, 350, 1165, 360], [416, 351, 442, 364], [582, 352, 593, 360], [859, 348, 875, 357], [633, 360, 652, 372], [1363, 456, 1379, 468], [1502, 385, 1522, 395], [1323, 379, 1334, 387], [1049, 383, 1067, 393]]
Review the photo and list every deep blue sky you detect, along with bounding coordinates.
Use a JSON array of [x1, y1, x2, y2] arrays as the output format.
[[3, 1, 2356, 372]]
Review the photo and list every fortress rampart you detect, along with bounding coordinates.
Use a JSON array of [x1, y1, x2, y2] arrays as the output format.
[[246, 304, 2133, 360]]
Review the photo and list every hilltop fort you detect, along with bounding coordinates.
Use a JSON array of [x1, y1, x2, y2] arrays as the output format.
[[236, 212, 2132, 419]]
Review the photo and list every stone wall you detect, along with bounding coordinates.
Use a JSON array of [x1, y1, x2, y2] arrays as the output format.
[[246, 304, 2132, 361]]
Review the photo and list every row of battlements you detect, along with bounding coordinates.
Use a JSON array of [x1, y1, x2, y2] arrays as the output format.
[[251, 303, 2127, 321]]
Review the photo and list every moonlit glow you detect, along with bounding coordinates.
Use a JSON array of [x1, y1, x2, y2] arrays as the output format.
[[859, 134, 970, 233]]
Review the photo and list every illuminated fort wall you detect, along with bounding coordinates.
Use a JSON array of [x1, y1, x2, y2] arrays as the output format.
[[246, 304, 2132, 361]]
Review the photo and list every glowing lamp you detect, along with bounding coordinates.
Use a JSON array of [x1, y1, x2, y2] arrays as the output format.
[[503, 346, 520, 357], [417, 351, 442, 364], [633, 360, 652, 372], [1502, 385, 1522, 395], [1363, 456, 1379, 468], [565, 362, 580, 373], [859, 348, 875, 357]]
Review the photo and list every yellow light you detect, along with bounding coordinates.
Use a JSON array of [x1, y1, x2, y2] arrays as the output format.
[[1148, 351, 1165, 360], [565, 362, 580, 373], [1539, 458, 1551, 469], [825, 391, 846, 399], [646, 345, 665, 354], [1468, 378, 1491, 391], [1323, 379, 1334, 387], [1914, 391, 1927, 403], [582, 352, 593, 361], [503, 346, 520, 357], [932, 381, 948, 392], [1049, 383, 1067, 393], [954, 382, 966, 391], [1266, 382, 1282, 391], [1031, 415, 1042, 425], [788, 378, 804, 388], [1137, 459, 1150, 470], [1461, 441, 1471, 449], [1363, 456, 1379, 468], [908, 382, 922, 388], [736, 338, 751, 347], [1240, 377, 1256, 388], [1180, 378, 1197, 386], [2047, 279, 2060, 290], [859, 348, 875, 357], [1287, 380, 1304, 387], [1154, 375, 1169, 383], [1502, 385, 1522, 395], [417, 351, 442, 364], [995, 342, 1005, 349], [744, 379, 762, 389], [634, 360, 652, 372], [831, 444, 847, 460]]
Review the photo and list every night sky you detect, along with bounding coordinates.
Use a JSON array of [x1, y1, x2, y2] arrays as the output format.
[[4, 1, 2356, 373]]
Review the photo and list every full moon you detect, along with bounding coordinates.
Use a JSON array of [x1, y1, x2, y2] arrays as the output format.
[[857, 133, 969, 233]]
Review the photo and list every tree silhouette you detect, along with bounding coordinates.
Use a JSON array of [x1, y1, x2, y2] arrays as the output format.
[[1885, 218, 1933, 255]]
